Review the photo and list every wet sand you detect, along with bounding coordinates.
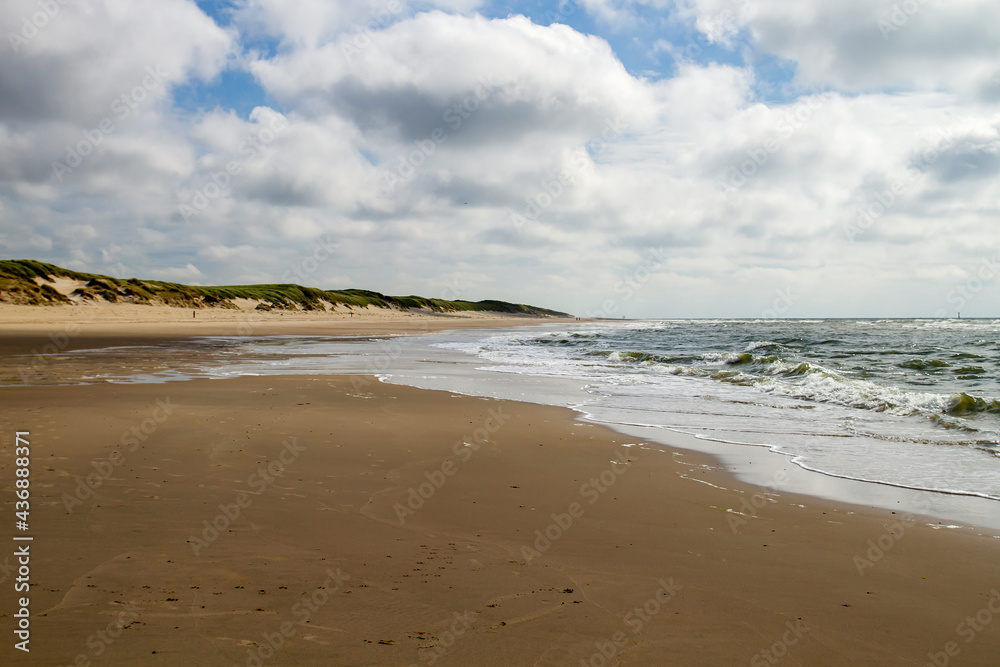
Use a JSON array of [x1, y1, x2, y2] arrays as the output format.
[[1, 366, 999, 665], [0, 302, 572, 355]]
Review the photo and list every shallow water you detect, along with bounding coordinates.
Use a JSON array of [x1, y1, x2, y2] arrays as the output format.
[[431, 319, 1000, 501]]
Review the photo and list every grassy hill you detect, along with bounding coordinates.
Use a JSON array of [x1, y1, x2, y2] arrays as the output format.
[[0, 259, 570, 317]]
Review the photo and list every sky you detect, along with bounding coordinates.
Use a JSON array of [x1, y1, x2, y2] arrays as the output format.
[[1, 0, 999, 318]]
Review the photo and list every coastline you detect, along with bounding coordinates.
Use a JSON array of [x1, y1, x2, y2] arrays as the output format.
[[0, 303, 579, 355], [4, 314, 999, 529], [1, 316, 1000, 664], [1, 373, 999, 665]]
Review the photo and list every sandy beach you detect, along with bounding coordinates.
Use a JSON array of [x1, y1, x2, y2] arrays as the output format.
[[0, 303, 573, 355], [6, 0, 999, 663], [1, 315, 1000, 666]]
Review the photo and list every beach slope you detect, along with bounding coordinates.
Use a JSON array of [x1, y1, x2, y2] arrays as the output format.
[[1, 374, 999, 666]]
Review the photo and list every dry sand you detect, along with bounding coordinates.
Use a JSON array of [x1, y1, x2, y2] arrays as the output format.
[[0, 303, 576, 356], [0, 320, 999, 666], [0, 302, 540, 328]]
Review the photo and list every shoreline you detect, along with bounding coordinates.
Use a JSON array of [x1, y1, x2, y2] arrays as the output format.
[[0, 305, 579, 355], [1, 373, 999, 665], [583, 415, 1000, 533], [4, 318, 1000, 532], [381, 377, 1000, 534]]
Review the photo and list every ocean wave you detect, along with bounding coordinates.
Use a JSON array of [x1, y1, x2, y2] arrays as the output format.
[[945, 393, 1000, 416], [702, 351, 758, 365], [608, 351, 692, 365], [469, 322, 1000, 434], [953, 366, 987, 375], [900, 358, 952, 370], [752, 373, 953, 417], [745, 340, 783, 352], [650, 354, 1000, 424]]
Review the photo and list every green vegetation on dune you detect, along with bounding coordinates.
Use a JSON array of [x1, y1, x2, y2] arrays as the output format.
[[0, 259, 570, 317]]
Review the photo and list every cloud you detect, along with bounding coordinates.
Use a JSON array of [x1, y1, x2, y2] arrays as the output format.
[[3, 2, 1000, 316], [577, 0, 673, 28], [234, 0, 484, 48], [150, 262, 204, 282], [684, 0, 1000, 98], [0, 0, 236, 215], [922, 133, 1000, 184], [252, 12, 654, 140], [244, 10, 660, 222], [2, 0, 234, 125]]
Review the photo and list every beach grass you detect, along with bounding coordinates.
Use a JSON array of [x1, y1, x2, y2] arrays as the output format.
[[0, 259, 569, 316]]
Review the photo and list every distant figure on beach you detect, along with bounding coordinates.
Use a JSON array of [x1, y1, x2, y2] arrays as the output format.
[[192, 311, 196, 319]]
